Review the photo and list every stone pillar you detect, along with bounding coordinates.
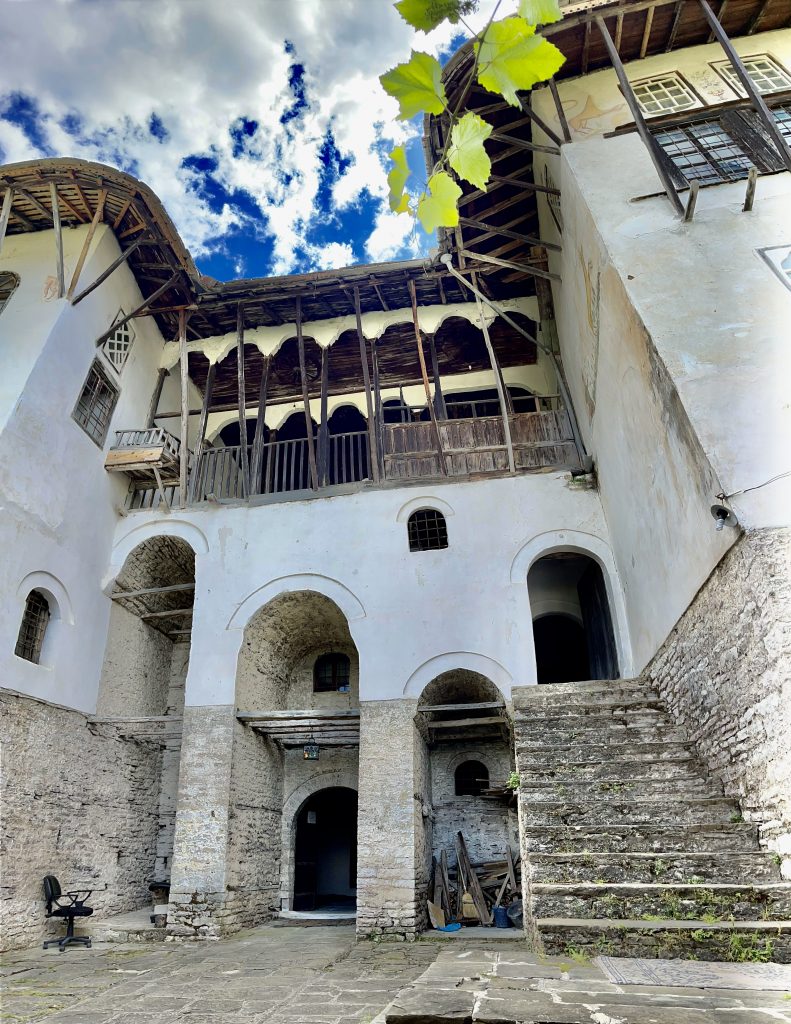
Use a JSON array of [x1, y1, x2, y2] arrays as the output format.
[[356, 699, 431, 938]]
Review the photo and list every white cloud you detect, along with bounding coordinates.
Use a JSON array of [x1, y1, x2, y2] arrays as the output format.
[[0, 0, 501, 276]]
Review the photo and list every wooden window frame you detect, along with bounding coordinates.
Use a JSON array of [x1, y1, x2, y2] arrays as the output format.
[[630, 72, 704, 118], [710, 54, 791, 100], [72, 358, 120, 447], [313, 652, 351, 693]]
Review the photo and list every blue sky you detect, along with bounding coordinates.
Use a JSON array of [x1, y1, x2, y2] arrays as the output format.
[[0, 1, 489, 282]]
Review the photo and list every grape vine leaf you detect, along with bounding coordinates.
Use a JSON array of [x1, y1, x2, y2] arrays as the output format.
[[395, 0, 464, 32], [447, 111, 492, 190], [387, 146, 412, 214], [417, 171, 462, 232], [476, 16, 565, 107], [380, 51, 448, 120], [518, 0, 563, 25]]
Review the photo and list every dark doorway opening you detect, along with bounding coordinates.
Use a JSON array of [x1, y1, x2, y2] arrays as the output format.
[[528, 553, 619, 685], [293, 787, 357, 912]]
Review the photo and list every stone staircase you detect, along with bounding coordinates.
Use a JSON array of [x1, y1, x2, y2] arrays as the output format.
[[514, 679, 791, 962]]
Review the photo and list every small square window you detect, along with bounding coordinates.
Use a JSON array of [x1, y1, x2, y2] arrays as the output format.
[[408, 509, 448, 552], [73, 360, 119, 446], [101, 312, 135, 373], [632, 74, 699, 116], [711, 55, 791, 97]]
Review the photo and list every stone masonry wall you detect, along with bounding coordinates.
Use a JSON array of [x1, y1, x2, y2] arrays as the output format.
[[357, 699, 426, 938], [0, 690, 162, 951], [644, 527, 791, 870], [153, 640, 189, 880]]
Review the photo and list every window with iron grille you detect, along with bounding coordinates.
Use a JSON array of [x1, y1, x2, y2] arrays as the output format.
[[407, 508, 448, 552], [712, 55, 791, 96], [454, 760, 489, 797], [101, 312, 134, 373], [774, 103, 791, 144], [15, 590, 50, 664], [73, 359, 120, 445], [0, 272, 20, 315], [313, 652, 351, 693], [633, 74, 698, 116]]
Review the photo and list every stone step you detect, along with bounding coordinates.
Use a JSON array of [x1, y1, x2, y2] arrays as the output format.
[[531, 882, 791, 922], [521, 822, 759, 853], [520, 796, 740, 827], [519, 756, 703, 782], [529, 850, 782, 884], [537, 917, 791, 963], [512, 680, 656, 709], [517, 739, 696, 762], [515, 699, 669, 718], [520, 775, 722, 802], [517, 721, 687, 745]]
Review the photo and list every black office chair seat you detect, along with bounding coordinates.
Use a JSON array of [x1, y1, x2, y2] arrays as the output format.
[[43, 875, 94, 951]]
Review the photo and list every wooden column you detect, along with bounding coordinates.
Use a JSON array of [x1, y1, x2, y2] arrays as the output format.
[[236, 303, 250, 496], [352, 285, 381, 483], [427, 333, 447, 420], [146, 368, 167, 428], [697, 0, 791, 172], [295, 296, 319, 490], [67, 189, 106, 300], [371, 342, 385, 479], [548, 79, 572, 143], [471, 273, 515, 474], [0, 188, 13, 256], [188, 361, 216, 503], [178, 309, 190, 507], [595, 17, 684, 217], [50, 183, 65, 298], [318, 346, 330, 487], [250, 355, 270, 494], [408, 279, 447, 476]]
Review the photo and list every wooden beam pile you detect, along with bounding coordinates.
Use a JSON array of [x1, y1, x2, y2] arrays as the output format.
[[429, 833, 521, 928]]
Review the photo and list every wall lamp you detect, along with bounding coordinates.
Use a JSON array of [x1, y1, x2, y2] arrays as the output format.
[[710, 503, 738, 532]]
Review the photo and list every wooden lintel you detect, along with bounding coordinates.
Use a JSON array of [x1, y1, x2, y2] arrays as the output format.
[[430, 716, 505, 729], [238, 708, 361, 722], [419, 701, 505, 714], [111, 581, 195, 602], [140, 606, 193, 621]]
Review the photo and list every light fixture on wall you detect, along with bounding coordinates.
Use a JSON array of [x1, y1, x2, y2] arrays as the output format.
[[303, 734, 319, 760], [710, 503, 738, 532]]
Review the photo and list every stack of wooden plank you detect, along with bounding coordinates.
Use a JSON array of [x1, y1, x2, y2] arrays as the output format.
[[429, 832, 521, 927]]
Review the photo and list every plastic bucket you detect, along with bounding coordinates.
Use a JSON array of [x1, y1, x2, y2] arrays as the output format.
[[493, 905, 510, 929]]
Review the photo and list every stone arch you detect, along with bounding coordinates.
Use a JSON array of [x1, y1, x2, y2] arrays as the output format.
[[509, 529, 633, 677], [395, 495, 455, 523], [403, 652, 512, 699], [105, 519, 208, 590], [227, 574, 366, 632], [279, 770, 359, 911]]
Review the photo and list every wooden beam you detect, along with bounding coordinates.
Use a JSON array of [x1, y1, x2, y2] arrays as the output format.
[[517, 96, 563, 148], [250, 354, 270, 492], [56, 191, 87, 224], [640, 4, 655, 58], [371, 341, 385, 479], [746, 0, 770, 35], [419, 701, 505, 713], [615, 11, 624, 50], [178, 309, 190, 507], [67, 189, 107, 300], [295, 296, 319, 490], [72, 236, 146, 305], [408, 278, 447, 476], [431, 715, 505, 729], [666, 1, 684, 51], [236, 303, 250, 496], [353, 284, 381, 483], [698, 0, 791, 173], [74, 183, 93, 220], [112, 582, 195, 601], [50, 183, 64, 298], [684, 179, 700, 222], [238, 708, 360, 722], [317, 345, 330, 487], [9, 207, 36, 231], [141, 606, 193, 621], [0, 188, 13, 255], [14, 186, 54, 222], [146, 368, 168, 428], [743, 165, 758, 212], [581, 19, 592, 75], [428, 333, 447, 420], [95, 272, 179, 345], [596, 17, 685, 216], [489, 130, 560, 156], [369, 275, 389, 311], [461, 249, 561, 283], [472, 270, 515, 475], [548, 79, 572, 143], [112, 197, 133, 230], [708, 0, 729, 42], [188, 360, 215, 502]]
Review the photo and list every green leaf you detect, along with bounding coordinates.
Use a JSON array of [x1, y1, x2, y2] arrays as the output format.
[[380, 51, 447, 120], [387, 146, 412, 214], [476, 16, 565, 107], [518, 0, 562, 25], [447, 111, 492, 190], [395, 0, 464, 32], [417, 171, 462, 233]]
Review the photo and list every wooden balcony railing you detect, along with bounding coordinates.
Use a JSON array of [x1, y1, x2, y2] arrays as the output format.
[[122, 409, 581, 509]]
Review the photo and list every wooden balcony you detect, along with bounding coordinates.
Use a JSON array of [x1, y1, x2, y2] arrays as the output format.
[[120, 408, 581, 511], [106, 428, 183, 480]]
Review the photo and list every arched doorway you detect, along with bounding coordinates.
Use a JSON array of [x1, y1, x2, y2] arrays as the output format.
[[293, 787, 357, 912], [527, 553, 619, 684]]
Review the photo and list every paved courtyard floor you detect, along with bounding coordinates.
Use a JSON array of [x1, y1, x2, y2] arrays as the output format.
[[2, 925, 791, 1024]]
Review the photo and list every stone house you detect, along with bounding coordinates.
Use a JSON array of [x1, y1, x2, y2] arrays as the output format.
[[1, 0, 790, 959]]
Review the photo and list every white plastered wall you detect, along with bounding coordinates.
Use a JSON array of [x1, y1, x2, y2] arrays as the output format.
[[0, 224, 199, 711]]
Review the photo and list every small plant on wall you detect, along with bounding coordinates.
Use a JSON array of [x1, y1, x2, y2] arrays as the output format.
[[380, 0, 565, 233], [506, 770, 520, 790]]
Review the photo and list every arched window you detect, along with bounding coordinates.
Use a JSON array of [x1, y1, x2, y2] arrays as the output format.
[[314, 652, 351, 693], [0, 272, 20, 316], [455, 760, 489, 797], [15, 590, 51, 664], [407, 508, 448, 552]]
